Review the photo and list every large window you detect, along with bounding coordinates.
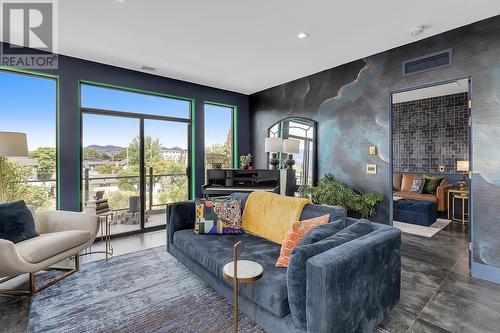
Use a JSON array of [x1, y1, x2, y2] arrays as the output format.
[[268, 118, 316, 186], [204, 103, 236, 172], [0, 70, 58, 209], [81, 84, 191, 118], [81, 83, 191, 235]]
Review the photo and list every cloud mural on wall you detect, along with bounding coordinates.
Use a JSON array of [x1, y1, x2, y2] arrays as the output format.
[[314, 54, 388, 186], [250, 17, 500, 270]]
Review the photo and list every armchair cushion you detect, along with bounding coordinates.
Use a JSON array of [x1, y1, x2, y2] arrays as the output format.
[[15, 230, 91, 263], [0, 201, 39, 244]]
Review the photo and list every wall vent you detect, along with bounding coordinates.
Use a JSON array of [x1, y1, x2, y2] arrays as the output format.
[[402, 49, 452, 75]]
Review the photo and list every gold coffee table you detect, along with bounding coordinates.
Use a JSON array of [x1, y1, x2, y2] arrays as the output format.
[[223, 241, 263, 333]]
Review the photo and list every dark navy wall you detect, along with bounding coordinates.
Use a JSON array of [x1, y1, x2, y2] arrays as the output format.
[[250, 16, 500, 278], [1, 43, 250, 211]]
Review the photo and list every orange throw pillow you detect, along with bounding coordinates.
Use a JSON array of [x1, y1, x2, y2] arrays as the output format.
[[275, 214, 330, 268]]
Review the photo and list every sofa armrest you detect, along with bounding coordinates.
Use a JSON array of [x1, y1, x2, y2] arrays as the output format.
[[305, 227, 401, 333], [436, 183, 452, 211], [0, 239, 34, 277], [166, 201, 195, 251], [36, 210, 99, 238]]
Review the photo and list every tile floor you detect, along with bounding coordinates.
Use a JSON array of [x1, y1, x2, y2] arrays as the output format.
[[2, 222, 500, 332]]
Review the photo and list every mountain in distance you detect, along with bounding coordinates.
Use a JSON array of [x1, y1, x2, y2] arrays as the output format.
[[85, 145, 124, 155], [161, 146, 184, 151]]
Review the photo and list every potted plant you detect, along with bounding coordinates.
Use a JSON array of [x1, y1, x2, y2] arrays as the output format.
[[297, 173, 384, 219], [239, 154, 252, 169]]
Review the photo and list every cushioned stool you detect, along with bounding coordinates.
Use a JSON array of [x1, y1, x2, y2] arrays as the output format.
[[394, 199, 437, 226]]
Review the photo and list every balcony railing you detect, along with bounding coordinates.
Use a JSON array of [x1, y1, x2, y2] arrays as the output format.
[[82, 168, 188, 212]]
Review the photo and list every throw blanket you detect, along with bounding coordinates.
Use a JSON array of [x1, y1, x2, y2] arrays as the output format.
[[242, 191, 311, 245]]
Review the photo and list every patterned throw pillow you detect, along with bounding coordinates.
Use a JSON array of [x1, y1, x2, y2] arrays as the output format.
[[410, 178, 425, 193], [275, 214, 330, 268], [194, 199, 243, 235]]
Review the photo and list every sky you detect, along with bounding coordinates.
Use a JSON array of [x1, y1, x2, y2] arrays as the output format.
[[0, 71, 56, 150], [0, 71, 232, 152]]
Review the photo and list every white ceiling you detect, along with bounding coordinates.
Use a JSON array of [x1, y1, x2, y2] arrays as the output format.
[[5, 1, 500, 94], [393, 78, 469, 103]]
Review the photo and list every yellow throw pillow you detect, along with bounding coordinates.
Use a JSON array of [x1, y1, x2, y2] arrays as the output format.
[[242, 191, 311, 245], [276, 214, 330, 268]]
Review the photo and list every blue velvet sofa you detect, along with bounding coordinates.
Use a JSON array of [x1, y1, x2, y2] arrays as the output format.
[[166, 193, 401, 333]]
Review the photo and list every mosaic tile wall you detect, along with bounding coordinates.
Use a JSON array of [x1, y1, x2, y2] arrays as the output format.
[[392, 92, 469, 173]]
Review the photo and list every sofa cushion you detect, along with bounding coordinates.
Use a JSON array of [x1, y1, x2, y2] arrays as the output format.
[[0, 201, 39, 244], [194, 199, 243, 234], [230, 192, 347, 224], [173, 230, 290, 318], [393, 173, 403, 191], [287, 219, 374, 329], [242, 191, 311, 245], [401, 174, 421, 192], [299, 219, 345, 246], [229, 192, 250, 213], [410, 178, 425, 193], [394, 191, 437, 203], [15, 230, 91, 263], [423, 175, 445, 194], [276, 214, 329, 268], [300, 204, 346, 223]]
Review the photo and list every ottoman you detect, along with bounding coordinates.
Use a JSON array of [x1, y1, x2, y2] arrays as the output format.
[[394, 199, 437, 226]]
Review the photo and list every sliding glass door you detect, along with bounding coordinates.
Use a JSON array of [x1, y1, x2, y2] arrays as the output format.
[[144, 119, 189, 229], [82, 114, 141, 234], [80, 83, 192, 236]]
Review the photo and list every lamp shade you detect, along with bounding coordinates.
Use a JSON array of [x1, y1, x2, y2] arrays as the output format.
[[457, 160, 469, 172], [265, 137, 283, 153], [0, 132, 28, 157], [283, 139, 300, 154]]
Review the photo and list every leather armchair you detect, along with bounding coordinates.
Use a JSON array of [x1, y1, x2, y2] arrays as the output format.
[[0, 209, 99, 296]]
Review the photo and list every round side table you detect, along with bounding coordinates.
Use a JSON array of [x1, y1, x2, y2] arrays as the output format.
[[223, 241, 263, 333]]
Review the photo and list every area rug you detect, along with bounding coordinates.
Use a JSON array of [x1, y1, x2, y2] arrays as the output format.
[[28, 246, 263, 333], [393, 218, 452, 238]]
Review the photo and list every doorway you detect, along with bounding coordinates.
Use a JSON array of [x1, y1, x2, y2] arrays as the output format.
[[80, 83, 192, 236], [390, 78, 472, 271]]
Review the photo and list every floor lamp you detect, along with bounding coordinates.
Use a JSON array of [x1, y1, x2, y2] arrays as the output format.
[[0, 132, 29, 203]]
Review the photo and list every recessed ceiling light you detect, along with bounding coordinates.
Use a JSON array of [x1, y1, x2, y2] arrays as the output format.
[[297, 32, 310, 39], [408, 25, 425, 36], [115, 0, 126, 3]]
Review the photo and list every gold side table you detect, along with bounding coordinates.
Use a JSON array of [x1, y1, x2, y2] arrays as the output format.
[[447, 188, 469, 223], [223, 241, 263, 333], [82, 211, 114, 261]]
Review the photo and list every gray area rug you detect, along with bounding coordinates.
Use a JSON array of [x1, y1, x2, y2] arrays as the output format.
[[29, 246, 263, 333]]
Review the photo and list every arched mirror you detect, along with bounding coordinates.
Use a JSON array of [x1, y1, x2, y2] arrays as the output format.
[[267, 117, 317, 186]]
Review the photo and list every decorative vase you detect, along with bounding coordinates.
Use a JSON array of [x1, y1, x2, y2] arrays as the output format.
[[285, 154, 295, 169], [269, 153, 280, 169]]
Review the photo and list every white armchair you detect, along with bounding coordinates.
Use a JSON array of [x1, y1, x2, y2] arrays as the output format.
[[0, 209, 99, 296]]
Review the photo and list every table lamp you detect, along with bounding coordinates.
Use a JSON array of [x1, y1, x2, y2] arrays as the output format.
[[456, 160, 469, 190], [0, 132, 29, 202], [264, 137, 283, 169], [283, 139, 300, 169]]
